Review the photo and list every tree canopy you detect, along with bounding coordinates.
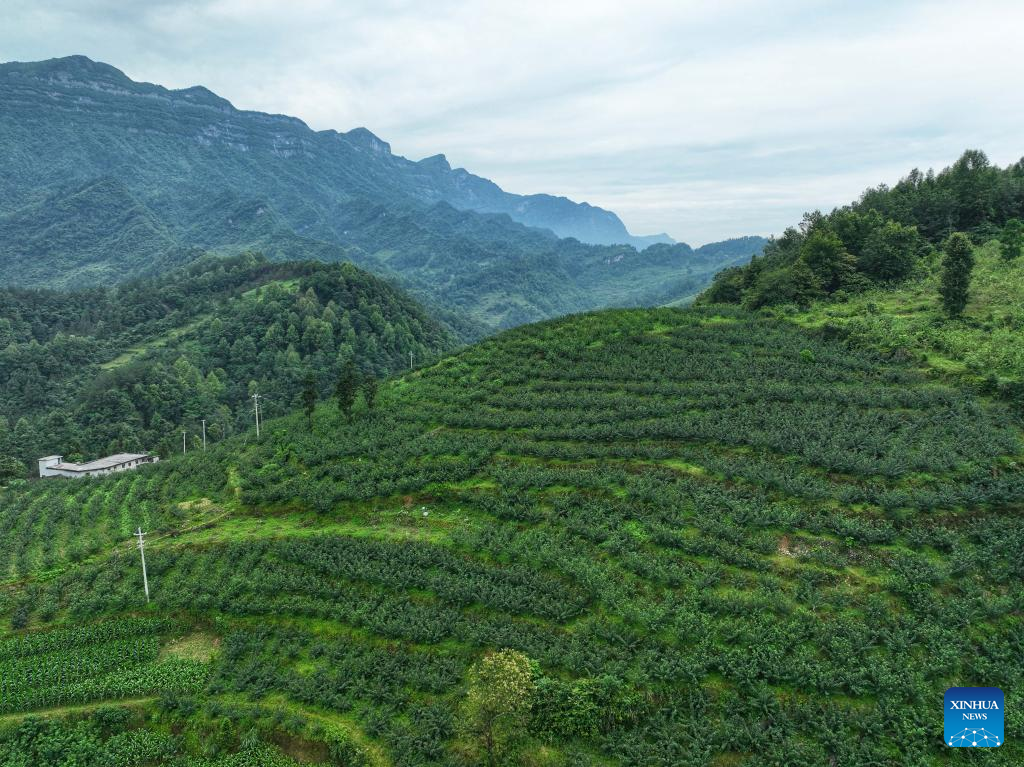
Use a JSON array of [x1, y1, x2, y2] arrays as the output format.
[[0, 254, 457, 476], [702, 150, 1024, 308]]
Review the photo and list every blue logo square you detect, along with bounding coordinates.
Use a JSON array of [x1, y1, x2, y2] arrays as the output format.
[[945, 687, 1003, 747]]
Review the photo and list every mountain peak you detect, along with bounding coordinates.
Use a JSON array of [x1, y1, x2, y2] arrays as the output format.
[[342, 127, 391, 155], [0, 55, 685, 248], [2, 54, 132, 84], [418, 153, 451, 172], [172, 85, 233, 111]]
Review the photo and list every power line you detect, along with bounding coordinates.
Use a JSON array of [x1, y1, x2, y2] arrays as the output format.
[[251, 392, 262, 438], [135, 527, 150, 603]]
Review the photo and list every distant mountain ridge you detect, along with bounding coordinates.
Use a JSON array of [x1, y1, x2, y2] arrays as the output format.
[[0, 55, 665, 247], [0, 55, 765, 327]]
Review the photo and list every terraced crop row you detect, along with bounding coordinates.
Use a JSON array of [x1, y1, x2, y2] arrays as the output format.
[[1, 307, 1021, 765], [0, 617, 206, 714]]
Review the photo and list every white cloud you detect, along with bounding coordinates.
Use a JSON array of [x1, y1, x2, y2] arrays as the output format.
[[2, 0, 1023, 243]]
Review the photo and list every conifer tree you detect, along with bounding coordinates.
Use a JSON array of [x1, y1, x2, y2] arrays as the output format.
[[0, 455, 24, 482], [940, 232, 974, 318], [1000, 218, 1023, 261], [301, 373, 317, 426], [334, 362, 358, 421], [362, 373, 379, 411]]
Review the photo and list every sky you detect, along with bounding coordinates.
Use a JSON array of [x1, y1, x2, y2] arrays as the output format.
[[3, 0, 1024, 245]]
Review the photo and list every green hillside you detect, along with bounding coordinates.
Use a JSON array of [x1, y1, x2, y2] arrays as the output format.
[[702, 150, 1023, 311], [700, 150, 1024, 416], [0, 254, 459, 474], [784, 240, 1024, 385], [0, 178, 194, 287], [1, 306, 1021, 765]]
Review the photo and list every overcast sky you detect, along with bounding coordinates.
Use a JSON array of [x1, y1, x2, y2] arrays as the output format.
[[4, 1, 1023, 244]]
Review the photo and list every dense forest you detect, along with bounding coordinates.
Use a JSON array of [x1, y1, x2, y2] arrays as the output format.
[[0, 307, 1020, 765], [0, 254, 458, 476], [702, 150, 1024, 309]]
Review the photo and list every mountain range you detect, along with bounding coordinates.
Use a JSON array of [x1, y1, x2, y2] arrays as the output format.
[[0, 56, 765, 327]]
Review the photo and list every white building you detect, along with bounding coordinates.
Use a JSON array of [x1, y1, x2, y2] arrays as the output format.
[[38, 453, 159, 479]]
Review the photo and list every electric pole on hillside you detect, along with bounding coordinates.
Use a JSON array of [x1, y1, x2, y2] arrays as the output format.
[[135, 527, 150, 603], [251, 392, 262, 437], [201, 419, 207, 451], [182, 430, 187, 454], [409, 350, 414, 369]]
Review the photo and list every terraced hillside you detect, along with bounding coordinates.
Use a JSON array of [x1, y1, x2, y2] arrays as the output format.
[[1, 307, 1022, 765]]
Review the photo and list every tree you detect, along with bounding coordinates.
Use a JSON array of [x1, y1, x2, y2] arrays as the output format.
[[334, 362, 358, 421], [858, 221, 921, 282], [940, 232, 975, 318], [301, 373, 318, 427], [799, 229, 858, 293], [700, 265, 745, 304], [789, 258, 824, 306], [362, 374, 379, 411], [11, 418, 36, 466], [830, 209, 885, 257], [743, 260, 821, 310], [0, 455, 24, 482], [999, 218, 1024, 261], [948, 149, 996, 230], [459, 649, 536, 767]]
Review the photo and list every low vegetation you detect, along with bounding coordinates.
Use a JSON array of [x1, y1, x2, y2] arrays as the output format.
[[780, 239, 1024, 392]]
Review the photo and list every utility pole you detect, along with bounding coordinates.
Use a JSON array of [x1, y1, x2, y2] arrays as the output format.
[[135, 527, 150, 603], [251, 393, 262, 438], [409, 350, 414, 369], [201, 419, 207, 451], [182, 430, 187, 454]]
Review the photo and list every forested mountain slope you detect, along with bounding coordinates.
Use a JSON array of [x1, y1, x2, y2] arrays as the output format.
[[0, 254, 459, 475], [0, 56, 655, 248], [700, 150, 1024, 411], [703, 150, 1022, 309], [0, 56, 765, 325], [0, 306, 1020, 765]]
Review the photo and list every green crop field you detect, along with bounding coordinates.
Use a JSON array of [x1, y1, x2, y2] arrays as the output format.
[[1, 306, 1021, 765]]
